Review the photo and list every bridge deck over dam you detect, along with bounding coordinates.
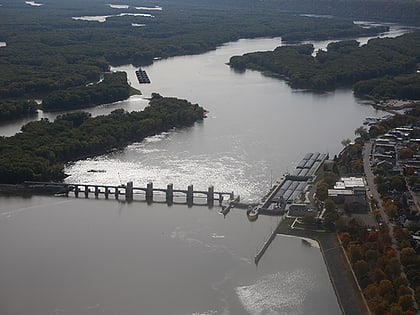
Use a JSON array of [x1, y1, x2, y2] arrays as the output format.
[[22, 181, 234, 207]]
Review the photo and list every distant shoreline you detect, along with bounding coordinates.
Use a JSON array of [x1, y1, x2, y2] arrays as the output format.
[[373, 99, 420, 111]]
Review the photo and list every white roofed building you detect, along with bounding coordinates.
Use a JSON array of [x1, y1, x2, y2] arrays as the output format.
[[329, 177, 367, 212]]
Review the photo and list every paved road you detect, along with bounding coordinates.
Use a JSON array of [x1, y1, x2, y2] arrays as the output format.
[[363, 141, 418, 311], [363, 141, 388, 224]]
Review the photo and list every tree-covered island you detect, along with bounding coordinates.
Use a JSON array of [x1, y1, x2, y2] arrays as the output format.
[[0, 94, 205, 184], [229, 32, 420, 100], [0, 0, 392, 120]]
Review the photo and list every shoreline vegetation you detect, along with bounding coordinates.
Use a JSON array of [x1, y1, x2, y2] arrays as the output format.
[[275, 107, 420, 315], [0, 0, 395, 121], [229, 32, 420, 101], [0, 94, 205, 184], [1, 1, 419, 314]]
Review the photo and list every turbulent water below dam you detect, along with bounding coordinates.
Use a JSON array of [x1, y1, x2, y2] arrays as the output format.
[[0, 23, 412, 315]]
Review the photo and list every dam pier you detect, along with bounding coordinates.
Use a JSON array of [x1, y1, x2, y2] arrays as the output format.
[[22, 181, 234, 207]]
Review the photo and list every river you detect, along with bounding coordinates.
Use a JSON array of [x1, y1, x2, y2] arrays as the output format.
[[0, 24, 410, 315]]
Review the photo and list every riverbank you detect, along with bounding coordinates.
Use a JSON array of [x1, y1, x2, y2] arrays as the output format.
[[277, 220, 370, 315], [373, 99, 420, 112]]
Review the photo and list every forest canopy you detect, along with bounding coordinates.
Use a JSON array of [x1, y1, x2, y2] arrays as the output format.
[[0, 0, 391, 119], [229, 32, 420, 98], [0, 95, 205, 184]]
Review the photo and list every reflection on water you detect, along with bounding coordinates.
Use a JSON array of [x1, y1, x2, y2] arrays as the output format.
[[72, 13, 154, 23], [236, 269, 315, 315], [107, 4, 163, 11], [67, 37, 391, 201], [0, 24, 411, 315], [0, 195, 340, 314], [25, 1, 43, 6], [0, 95, 149, 137]]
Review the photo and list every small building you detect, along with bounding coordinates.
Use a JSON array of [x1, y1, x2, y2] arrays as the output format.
[[329, 177, 368, 213], [376, 160, 394, 170]]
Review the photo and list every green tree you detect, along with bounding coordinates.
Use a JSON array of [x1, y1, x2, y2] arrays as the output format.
[[316, 182, 329, 201]]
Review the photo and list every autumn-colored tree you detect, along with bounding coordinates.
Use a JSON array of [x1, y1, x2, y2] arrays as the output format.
[[348, 244, 363, 263], [398, 294, 414, 311], [390, 304, 403, 315], [379, 279, 396, 304], [397, 285, 412, 298], [365, 283, 379, 299], [340, 231, 351, 249], [365, 249, 378, 262], [399, 147, 414, 160], [371, 267, 388, 283], [400, 248, 417, 266], [383, 199, 399, 218], [354, 260, 369, 279]]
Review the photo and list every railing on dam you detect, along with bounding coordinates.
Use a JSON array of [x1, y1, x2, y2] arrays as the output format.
[[23, 181, 235, 207]]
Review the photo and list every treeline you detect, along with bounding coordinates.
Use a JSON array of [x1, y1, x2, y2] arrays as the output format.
[[0, 95, 205, 184], [229, 32, 420, 98], [0, 0, 389, 119], [354, 74, 420, 101], [261, 0, 420, 26], [0, 100, 37, 121], [42, 72, 130, 111]]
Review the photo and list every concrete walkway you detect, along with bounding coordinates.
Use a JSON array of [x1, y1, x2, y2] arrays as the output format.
[[277, 223, 370, 315]]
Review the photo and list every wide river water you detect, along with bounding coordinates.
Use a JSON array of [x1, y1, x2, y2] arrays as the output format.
[[0, 24, 411, 315]]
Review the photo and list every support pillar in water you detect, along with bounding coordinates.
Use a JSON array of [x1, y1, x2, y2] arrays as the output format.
[[187, 184, 193, 207], [84, 185, 89, 198], [146, 182, 153, 203], [207, 186, 214, 207], [166, 183, 173, 205], [126, 181, 133, 202]]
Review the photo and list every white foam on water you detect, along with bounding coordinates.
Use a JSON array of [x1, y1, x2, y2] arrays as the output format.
[[64, 142, 267, 200], [135, 6, 162, 11], [72, 13, 153, 23], [235, 269, 315, 315], [25, 1, 43, 6], [107, 4, 129, 9], [186, 311, 218, 315]]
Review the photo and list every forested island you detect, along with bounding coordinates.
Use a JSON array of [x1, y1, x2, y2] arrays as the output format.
[[0, 0, 393, 120], [42, 72, 132, 111], [0, 100, 38, 121], [229, 32, 420, 100], [0, 94, 205, 184]]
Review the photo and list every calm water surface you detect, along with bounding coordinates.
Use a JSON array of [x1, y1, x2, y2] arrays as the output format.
[[0, 195, 338, 315], [0, 24, 411, 315]]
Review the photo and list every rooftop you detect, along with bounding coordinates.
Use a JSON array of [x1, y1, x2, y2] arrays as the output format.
[[334, 177, 366, 190]]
